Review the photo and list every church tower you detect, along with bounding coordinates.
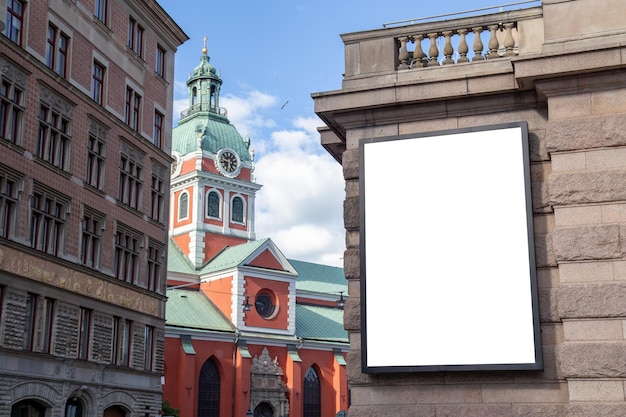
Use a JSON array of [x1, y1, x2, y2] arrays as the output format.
[[169, 39, 261, 267]]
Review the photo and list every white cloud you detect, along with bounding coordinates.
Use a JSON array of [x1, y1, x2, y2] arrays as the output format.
[[255, 117, 345, 267], [220, 91, 278, 146]]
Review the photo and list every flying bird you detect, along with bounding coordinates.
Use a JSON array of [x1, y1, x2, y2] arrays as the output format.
[[281, 101, 289, 109]]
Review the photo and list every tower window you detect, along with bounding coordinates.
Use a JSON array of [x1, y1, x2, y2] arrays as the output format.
[[178, 191, 189, 220], [206, 190, 220, 218], [231, 196, 244, 223]]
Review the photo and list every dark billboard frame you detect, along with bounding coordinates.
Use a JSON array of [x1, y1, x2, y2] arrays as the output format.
[[359, 122, 542, 373]]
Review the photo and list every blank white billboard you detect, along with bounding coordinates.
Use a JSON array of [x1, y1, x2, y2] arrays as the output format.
[[360, 122, 542, 373]]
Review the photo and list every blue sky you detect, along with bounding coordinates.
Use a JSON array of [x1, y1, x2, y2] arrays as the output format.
[[157, 0, 541, 267]]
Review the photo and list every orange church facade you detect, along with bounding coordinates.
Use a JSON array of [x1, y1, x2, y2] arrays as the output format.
[[162, 44, 348, 417]]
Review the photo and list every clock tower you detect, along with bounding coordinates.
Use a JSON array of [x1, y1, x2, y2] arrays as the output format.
[[169, 40, 261, 266]]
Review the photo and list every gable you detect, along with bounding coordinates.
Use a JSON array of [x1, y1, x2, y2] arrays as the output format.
[[246, 248, 284, 271]]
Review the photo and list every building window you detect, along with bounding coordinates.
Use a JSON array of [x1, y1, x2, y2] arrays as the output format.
[[94, 0, 107, 23], [30, 186, 69, 256], [78, 307, 91, 360], [127, 17, 144, 57], [206, 190, 220, 218], [46, 25, 56, 70], [144, 325, 154, 370], [46, 24, 69, 78], [92, 61, 105, 104], [303, 367, 321, 417], [231, 196, 244, 223], [153, 110, 163, 148], [198, 359, 220, 417], [0, 74, 25, 145], [0, 165, 21, 239], [64, 398, 83, 417], [85, 124, 106, 190], [81, 207, 103, 269], [150, 167, 165, 223], [114, 224, 142, 283], [156, 45, 166, 77], [37, 103, 71, 170], [22, 293, 55, 353], [147, 239, 163, 292], [38, 297, 55, 354], [10, 400, 46, 417], [6, 0, 24, 45], [125, 87, 142, 132], [23, 292, 36, 351], [178, 191, 189, 220], [118, 147, 143, 211], [112, 317, 132, 367]]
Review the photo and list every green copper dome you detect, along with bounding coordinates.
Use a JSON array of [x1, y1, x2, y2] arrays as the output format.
[[172, 118, 252, 162], [172, 40, 252, 162]]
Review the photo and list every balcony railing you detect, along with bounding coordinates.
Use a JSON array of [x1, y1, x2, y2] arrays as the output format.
[[397, 21, 520, 69], [180, 103, 228, 119]]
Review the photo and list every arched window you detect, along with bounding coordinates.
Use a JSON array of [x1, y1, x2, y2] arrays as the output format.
[[253, 402, 274, 417], [178, 191, 189, 220], [210, 85, 216, 110], [64, 398, 83, 417], [303, 367, 321, 417], [231, 196, 244, 223], [11, 400, 46, 417], [103, 405, 126, 417], [198, 358, 220, 417], [206, 190, 220, 218], [192, 87, 197, 106]]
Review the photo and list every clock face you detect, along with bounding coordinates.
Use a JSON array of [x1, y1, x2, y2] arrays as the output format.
[[215, 149, 240, 177], [255, 292, 276, 318], [220, 151, 238, 172]]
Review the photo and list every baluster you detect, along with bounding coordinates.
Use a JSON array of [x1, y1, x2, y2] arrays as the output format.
[[442, 31, 454, 65], [427, 33, 439, 66], [398, 36, 410, 69], [413, 34, 425, 68], [503, 22, 516, 56], [487, 24, 500, 59], [471, 27, 484, 62], [457, 29, 469, 63]]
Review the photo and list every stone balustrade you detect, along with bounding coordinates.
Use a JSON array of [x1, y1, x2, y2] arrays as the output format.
[[397, 21, 519, 69], [338, 6, 543, 83]]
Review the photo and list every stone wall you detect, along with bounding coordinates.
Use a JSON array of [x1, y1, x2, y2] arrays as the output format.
[[313, 0, 626, 415]]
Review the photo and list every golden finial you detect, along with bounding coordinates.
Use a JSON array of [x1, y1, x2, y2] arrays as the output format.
[[202, 36, 208, 54]]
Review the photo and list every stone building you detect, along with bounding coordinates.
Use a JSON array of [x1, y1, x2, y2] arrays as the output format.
[[163, 46, 349, 417], [0, 1, 186, 416], [313, 0, 626, 415]]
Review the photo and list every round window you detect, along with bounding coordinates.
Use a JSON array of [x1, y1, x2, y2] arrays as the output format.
[[254, 291, 276, 318]]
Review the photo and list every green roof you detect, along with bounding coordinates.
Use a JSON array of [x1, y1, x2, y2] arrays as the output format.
[[295, 304, 348, 343], [166, 289, 235, 333], [172, 115, 252, 161], [290, 259, 346, 295], [167, 240, 195, 274]]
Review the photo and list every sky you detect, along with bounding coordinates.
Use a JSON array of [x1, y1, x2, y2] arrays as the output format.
[[156, 0, 542, 267]]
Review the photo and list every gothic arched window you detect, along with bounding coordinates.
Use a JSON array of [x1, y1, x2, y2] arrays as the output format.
[[231, 196, 244, 223], [11, 400, 46, 417], [303, 366, 321, 417], [198, 358, 220, 417], [206, 190, 220, 218], [178, 191, 189, 220]]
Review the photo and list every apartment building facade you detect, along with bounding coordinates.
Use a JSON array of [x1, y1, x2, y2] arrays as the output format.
[[0, 1, 186, 416], [313, 0, 626, 415]]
